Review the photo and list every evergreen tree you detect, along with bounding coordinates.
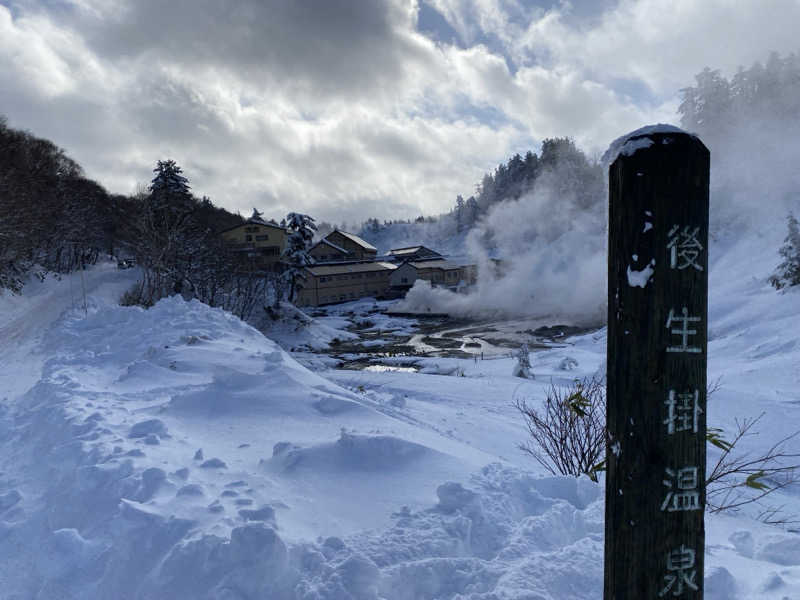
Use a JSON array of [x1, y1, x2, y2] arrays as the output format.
[[769, 213, 800, 289], [281, 212, 317, 303], [149, 159, 191, 203], [132, 159, 199, 302], [455, 195, 465, 232], [465, 196, 479, 226]]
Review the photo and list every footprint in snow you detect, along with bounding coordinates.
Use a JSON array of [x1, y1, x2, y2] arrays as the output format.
[[238, 505, 276, 522], [128, 419, 169, 440], [176, 484, 204, 497]]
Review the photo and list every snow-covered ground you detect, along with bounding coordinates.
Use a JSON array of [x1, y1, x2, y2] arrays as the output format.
[[0, 215, 799, 599]]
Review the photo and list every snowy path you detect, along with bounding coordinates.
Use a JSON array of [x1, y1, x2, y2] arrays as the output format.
[[0, 262, 135, 401]]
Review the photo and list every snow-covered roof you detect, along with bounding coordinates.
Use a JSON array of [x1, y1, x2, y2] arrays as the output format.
[[388, 246, 423, 255], [312, 238, 350, 255], [331, 230, 377, 252], [306, 261, 397, 276], [601, 123, 698, 165], [387, 245, 441, 257]]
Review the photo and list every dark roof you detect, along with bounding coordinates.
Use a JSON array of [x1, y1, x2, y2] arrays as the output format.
[[219, 216, 286, 235], [306, 261, 397, 276], [311, 238, 349, 254], [403, 259, 472, 271]]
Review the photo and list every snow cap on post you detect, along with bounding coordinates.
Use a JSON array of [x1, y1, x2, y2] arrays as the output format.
[[601, 124, 699, 167]]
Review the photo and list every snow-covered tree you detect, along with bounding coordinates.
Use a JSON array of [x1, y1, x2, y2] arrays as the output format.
[[281, 212, 317, 303], [455, 195, 465, 232], [769, 213, 800, 289], [512, 343, 534, 379], [149, 159, 191, 204], [130, 159, 199, 304]]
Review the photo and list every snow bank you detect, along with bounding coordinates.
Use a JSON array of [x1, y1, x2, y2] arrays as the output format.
[[1, 290, 610, 599], [251, 302, 359, 351]]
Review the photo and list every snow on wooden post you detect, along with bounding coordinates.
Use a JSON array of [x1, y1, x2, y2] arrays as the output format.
[[604, 126, 709, 599]]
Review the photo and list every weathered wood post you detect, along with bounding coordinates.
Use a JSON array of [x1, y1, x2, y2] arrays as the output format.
[[605, 127, 709, 598]]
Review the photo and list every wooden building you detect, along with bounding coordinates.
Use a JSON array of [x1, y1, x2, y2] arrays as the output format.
[[389, 259, 477, 291], [296, 261, 397, 307], [322, 230, 377, 261], [308, 238, 351, 263], [385, 245, 442, 262], [220, 210, 287, 271]]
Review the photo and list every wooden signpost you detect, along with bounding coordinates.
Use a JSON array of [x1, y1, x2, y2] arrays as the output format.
[[605, 129, 710, 598]]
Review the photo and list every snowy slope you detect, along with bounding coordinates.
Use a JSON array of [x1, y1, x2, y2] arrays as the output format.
[[0, 270, 603, 599]]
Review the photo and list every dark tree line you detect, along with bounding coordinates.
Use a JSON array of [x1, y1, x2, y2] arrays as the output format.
[[679, 52, 800, 289], [0, 115, 129, 292], [679, 51, 800, 146], [452, 137, 604, 231], [0, 118, 284, 317]]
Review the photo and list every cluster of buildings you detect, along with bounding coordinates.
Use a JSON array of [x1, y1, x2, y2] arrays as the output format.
[[220, 211, 477, 307]]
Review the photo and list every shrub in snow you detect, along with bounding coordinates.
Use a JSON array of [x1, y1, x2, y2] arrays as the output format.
[[558, 356, 579, 371], [705, 412, 800, 521], [512, 343, 534, 379], [769, 213, 800, 290], [515, 376, 606, 481]]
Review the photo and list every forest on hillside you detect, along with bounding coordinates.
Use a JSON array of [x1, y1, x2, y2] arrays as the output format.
[[0, 118, 243, 297]]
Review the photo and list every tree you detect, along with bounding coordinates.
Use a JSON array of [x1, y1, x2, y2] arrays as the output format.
[[281, 212, 317, 303], [0, 116, 107, 291], [465, 196, 479, 226], [454, 195, 465, 232], [769, 213, 800, 289], [149, 159, 191, 202], [130, 159, 199, 304]]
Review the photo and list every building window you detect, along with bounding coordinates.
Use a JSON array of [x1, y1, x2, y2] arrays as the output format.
[[256, 234, 269, 241], [245, 226, 259, 233], [245, 235, 253, 241]]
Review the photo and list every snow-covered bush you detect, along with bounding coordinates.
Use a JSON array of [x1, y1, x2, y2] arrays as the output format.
[[515, 376, 606, 481], [511, 343, 534, 378]]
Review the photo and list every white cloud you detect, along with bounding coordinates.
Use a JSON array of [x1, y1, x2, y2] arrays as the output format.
[[1, 0, 796, 223]]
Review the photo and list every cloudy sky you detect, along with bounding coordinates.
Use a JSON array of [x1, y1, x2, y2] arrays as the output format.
[[2, 0, 799, 223]]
